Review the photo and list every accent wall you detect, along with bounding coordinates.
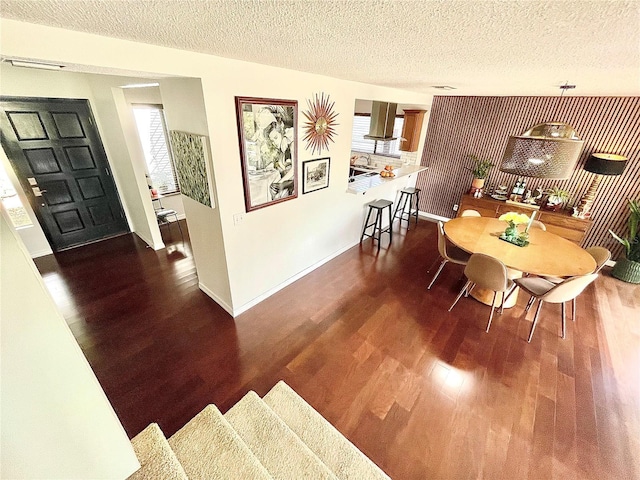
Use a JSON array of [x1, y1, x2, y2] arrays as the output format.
[[417, 95, 640, 259]]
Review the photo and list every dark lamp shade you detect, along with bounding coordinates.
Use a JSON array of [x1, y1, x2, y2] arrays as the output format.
[[584, 153, 628, 175]]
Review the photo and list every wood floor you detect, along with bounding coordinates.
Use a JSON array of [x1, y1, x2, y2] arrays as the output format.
[[35, 220, 639, 480]]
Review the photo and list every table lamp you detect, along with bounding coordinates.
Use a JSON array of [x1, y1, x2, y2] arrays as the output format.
[[573, 153, 628, 218]]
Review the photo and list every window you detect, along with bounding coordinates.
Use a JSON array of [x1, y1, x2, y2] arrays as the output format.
[[132, 105, 179, 194], [351, 114, 404, 158]]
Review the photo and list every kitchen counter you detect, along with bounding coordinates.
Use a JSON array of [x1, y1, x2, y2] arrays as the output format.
[[347, 165, 428, 194]]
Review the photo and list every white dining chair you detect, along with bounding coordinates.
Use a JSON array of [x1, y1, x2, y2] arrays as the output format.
[[427, 221, 471, 289], [540, 246, 610, 320], [460, 209, 481, 217], [529, 220, 546, 231], [449, 253, 514, 333], [511, 273, 599, 342]]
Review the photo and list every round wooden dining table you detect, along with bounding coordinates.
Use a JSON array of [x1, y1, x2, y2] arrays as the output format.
[[443, 217, 596, 306]]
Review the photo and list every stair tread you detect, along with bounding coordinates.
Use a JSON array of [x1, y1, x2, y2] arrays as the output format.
[[225, 391, 338, 480], [264, 381, 391, 480], [169, 404, 272, 480], [128, 423, 188, 480]]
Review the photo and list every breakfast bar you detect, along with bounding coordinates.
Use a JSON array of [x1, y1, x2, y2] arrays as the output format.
[[347, 165, 427, 194]]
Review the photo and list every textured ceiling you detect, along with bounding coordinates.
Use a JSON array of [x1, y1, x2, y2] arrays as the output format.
[[1, 0, 639, 95]]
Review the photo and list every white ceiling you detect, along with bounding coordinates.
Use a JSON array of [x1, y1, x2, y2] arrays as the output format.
[[1, 0, 639, 96]]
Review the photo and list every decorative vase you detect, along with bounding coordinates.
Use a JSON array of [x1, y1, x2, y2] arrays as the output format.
[[499, 221, 529, 247], [611, 257, 640, 284], [471, 177, 485, 189], [504, 222, 518, 238], [468, 177, 485, 195]]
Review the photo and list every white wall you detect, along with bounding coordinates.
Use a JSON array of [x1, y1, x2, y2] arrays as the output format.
[[94, 81, 163, 249], [0, 19, 431, 313], [0, 210, 140, 479], [159, 77, 233, 310]]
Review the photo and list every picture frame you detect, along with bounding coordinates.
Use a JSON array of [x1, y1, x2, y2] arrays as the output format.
[[302, 157, 330, 194], [169, 130, 213, 208], [235, 96, 298, 212]]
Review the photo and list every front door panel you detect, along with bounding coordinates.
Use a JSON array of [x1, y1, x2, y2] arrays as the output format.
[[0, 97, 129, 251]]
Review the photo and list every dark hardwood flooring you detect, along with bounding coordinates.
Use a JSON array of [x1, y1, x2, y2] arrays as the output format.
[[35, 219, 640, 480]]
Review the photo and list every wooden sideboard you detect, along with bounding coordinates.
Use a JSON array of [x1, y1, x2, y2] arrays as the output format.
[[457, 194, 592, 245]]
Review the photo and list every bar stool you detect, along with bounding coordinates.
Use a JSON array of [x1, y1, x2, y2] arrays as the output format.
[[156, 208, 184, 242], [360, 199, 393, 251], [393, 187, 420, 230]]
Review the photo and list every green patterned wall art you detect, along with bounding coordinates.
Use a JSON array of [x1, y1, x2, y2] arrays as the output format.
[[169, 130, 212, 208]]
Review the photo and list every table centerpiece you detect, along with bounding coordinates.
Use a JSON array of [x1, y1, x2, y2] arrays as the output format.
[[498, 211, 531, 247]]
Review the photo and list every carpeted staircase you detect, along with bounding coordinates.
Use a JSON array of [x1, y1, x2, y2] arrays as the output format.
[[128, 381, 390, 479]]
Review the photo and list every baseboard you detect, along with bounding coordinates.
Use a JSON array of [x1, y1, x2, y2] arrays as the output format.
[[31, 247, 54, 258], [230, 240, 360, 317], [224, 214, 448, 317], [419, 211, 452, 223], [198, 282, 234, 316], [134, 231, 164, 251]]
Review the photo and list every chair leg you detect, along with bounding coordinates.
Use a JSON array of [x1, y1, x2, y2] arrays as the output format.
[[525, 295, 536, 312], [561, 302, 567, 339], [501, 283, 518, 308], [528, 300, 545, 342], [414, 190, 420, 227], [428, 259, 448, 289], [173, 214, 184, 242], [360, 207, 374, 243], [394, 193, 408, 227], [449, 280, 472, 312], [486, 291, 497, 333], [465, 283, 476, 297], [376, 210, 383, 252], [387, 203, 393, 243]]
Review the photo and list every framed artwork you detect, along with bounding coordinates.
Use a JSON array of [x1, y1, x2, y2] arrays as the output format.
[[302, 92, 339, 155], [235, 97, 298, 212], [302, 157, 330, 194], [169, 130, 213, 208]]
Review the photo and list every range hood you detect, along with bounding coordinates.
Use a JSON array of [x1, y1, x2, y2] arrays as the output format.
[[364, 101, 397, 142]]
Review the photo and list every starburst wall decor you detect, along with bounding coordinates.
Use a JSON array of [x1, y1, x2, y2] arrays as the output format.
[[302, 92, 339, 155]]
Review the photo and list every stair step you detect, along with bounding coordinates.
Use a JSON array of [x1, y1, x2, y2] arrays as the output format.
[[169, 404, 271, 480], [225, 391, 338, 480], [264, 381, 390, 480], [128, 423, 188, 480]]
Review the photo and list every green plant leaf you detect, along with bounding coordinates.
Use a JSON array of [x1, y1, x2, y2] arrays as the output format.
[[609, 229, 631, 256]]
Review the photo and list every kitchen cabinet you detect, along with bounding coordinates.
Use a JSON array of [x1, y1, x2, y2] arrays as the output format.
[[457, 194, 592, 245], [399, 109, 426, 152]]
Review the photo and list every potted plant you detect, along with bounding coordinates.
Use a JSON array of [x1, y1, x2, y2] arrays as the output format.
[[610, 199, 640, 284], [543, 186, 570, 211], [465, 154, 494, 192]]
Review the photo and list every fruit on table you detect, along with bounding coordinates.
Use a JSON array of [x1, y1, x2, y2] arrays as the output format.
[[380, 170, 396, 178], [384, 165, 393, 171]]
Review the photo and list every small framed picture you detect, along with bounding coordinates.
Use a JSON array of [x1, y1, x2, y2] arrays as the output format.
[[235, 97, 298, 212], [302, 157, 330, 194]]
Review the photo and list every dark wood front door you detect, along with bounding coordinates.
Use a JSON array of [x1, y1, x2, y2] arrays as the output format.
[[0, 97, 129, 251]]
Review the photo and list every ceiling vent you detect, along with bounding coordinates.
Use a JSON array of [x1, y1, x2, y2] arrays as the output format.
[[364, 101, 397, 142]]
